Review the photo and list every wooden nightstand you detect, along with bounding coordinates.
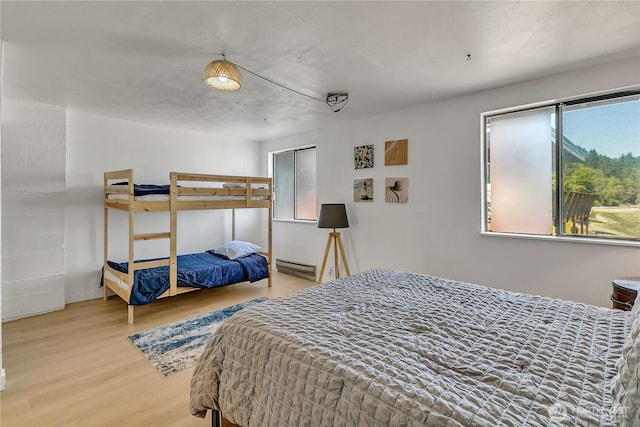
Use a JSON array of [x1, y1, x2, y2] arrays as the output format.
[[611, 278, 640, 311]]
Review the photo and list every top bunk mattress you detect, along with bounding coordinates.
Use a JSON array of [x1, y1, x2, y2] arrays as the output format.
[[105, 183, 270, 201], [190, 269, 631, 426]]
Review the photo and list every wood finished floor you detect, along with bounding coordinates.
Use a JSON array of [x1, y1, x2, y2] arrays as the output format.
[[0, 272, 317, 427]]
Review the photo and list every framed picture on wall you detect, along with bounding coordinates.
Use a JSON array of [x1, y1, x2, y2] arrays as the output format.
[[384, 139, 408, 166], [354, 178, 373, 202], [354, 144, 374, 169], [385, 177, 408, 203]]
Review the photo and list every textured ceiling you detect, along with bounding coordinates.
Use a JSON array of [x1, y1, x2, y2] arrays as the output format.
[[2, 1, 639, 141]]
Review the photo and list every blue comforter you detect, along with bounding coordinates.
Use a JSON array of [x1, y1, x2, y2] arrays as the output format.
[[107, 251, 269, 305]]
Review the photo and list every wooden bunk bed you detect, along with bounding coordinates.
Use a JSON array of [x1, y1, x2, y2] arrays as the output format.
[[103, 169, 272, 324]]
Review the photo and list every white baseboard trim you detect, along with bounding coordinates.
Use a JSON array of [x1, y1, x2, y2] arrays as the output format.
[[1, 368, 6, 391]]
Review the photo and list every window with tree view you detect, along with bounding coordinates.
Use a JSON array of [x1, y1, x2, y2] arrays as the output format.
[[484, 91, 640, 242]]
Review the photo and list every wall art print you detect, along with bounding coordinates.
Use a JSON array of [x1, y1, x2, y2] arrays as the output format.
[[354, 144, 374, 169], [353, 178, 373, 202], [384, 139, 408, 166], [385, 177, 408, 203]]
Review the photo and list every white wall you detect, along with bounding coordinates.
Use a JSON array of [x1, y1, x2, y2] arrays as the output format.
[[262, 56, 640, 307], [0, 32, 5, 390], [65, 111, 265, 303], [1, 98, 66, 321]]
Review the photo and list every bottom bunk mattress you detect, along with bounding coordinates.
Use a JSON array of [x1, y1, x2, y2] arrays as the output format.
[[106, 251, 268, 305], [190, 269, 633, 427]]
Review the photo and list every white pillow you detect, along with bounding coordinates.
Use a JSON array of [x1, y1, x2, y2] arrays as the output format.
[[214, 240, 261, 260]]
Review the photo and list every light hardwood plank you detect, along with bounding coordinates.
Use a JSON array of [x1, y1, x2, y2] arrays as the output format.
[[0, 272, 316, 427]]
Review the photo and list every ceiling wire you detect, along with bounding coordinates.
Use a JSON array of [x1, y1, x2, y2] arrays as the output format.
[[235, 63, 326, 103], [231, 61, 349, 112]]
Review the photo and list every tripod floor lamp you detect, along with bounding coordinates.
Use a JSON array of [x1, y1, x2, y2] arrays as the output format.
[[317, 203, 351, 283]]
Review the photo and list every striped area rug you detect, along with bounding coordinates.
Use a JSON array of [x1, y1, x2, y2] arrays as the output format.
[[129, 297, 268, 377]]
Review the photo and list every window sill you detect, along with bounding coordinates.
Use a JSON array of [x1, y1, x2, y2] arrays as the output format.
[[481, 231, 640, 248], [273, 218, 318, 225]]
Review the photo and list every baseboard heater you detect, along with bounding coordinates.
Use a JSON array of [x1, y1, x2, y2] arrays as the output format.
[[275, 259, 316, 281]]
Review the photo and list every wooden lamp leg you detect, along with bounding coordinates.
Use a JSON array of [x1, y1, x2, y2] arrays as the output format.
[[333, 232, 340, 279], [318, 233, 334, 283], [318, 229, 350, 283], [335, 232, 351, 276]]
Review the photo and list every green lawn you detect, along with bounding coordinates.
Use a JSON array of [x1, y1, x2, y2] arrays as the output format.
[[588, 206, 640, 238]]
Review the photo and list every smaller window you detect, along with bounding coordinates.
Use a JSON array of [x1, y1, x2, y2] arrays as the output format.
[[272, 147, 317, 221]]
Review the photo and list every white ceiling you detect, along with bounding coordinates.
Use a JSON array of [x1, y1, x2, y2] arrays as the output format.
[[2, 1, 639, 141]]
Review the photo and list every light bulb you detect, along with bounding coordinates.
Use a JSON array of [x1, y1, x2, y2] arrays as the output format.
[[218, 76, 228, 82]]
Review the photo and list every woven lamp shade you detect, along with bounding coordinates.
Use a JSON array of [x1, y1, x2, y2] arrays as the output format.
[[203, 59, 243, 91]]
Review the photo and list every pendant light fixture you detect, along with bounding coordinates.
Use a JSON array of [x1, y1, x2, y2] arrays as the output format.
[[203, 55, 243, 91], [203, 54, 349, 111]]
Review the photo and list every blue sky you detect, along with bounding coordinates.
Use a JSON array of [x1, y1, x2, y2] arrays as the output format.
[[562, 99, 639, 158]]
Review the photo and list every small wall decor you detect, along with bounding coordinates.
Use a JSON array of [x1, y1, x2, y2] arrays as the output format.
[[385, 177, 408, 203], [384, 139, 408, 166], [354, 144, 374, 169], [353, 178, 373, 202]]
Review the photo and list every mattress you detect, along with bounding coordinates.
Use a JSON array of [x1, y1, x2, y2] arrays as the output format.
[[105, 183, 270, 201], [106, 193, 269, 201], [106, 251, 269, 305], [190, 269, 631, 426]]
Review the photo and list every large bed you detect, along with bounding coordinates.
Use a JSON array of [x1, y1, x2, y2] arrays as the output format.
[[103, 169, 272, 323], [190, 269, 639, 426]]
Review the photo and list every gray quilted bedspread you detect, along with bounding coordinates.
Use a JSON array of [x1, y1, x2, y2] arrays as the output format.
[[190, 269, 630, 426]]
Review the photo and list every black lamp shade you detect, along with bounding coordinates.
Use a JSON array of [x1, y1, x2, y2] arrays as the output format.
[[318, 204, 349, 229]]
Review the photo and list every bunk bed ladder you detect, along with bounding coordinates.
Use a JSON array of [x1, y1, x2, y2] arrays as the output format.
[[103, 172, 110, 302], [127, 178, 172, 324], [268, 201, 272, 287], [128, 188, 135, 324], [170, 172, 179, 297]]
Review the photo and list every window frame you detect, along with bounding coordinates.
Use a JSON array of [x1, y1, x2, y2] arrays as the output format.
[[270, 145, 317, 223], [481, 87, 640, 247]]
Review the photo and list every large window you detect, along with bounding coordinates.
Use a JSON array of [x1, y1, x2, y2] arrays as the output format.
[[273, 146, 317, 221], [484, 90, 640, 242]]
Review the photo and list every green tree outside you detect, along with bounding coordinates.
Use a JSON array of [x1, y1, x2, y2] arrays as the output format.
[[563, 150, 640, 207]]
